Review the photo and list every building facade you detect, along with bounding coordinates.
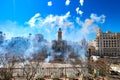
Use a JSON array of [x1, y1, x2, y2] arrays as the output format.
[[96, 28, 120, 57], [52, 28, 67, 62]]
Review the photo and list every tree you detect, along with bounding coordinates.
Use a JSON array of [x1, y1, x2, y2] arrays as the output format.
[[19, 55, 43, 80], [0, 53, 17, 80]]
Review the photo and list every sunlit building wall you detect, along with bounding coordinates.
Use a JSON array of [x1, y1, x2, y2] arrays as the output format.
[[96, 28, 120, 57]]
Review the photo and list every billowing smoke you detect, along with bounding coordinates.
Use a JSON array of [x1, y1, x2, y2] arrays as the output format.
[[6, 37, 30, 55], [0, 31, 88, 64], [0, 12, 105, 64]]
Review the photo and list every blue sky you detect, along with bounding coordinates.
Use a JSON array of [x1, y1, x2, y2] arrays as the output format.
[[0, 0, 120, 41]]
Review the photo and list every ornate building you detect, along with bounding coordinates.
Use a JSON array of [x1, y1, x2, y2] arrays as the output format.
[[52, 28, 67, 62], [96, 28, 120, 57]]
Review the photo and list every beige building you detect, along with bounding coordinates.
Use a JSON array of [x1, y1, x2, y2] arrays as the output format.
[[96, 28, 120, 57]]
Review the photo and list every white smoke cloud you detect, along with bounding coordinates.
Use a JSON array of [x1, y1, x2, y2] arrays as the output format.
[[48, 1, 52, 6], [75, 13, 106, 39], [27, 11, 71, 28], [27, 13, 41, 27], [81, 19, 99, 34], [0, 12, 105, 42], [25, 11, 73, 41], [0, 12, 105, 63], [65, 0, 70, 6], [0, 21, 31, 39], [76, 7, 83, 15], [79, 0, 84, 6], [43, 11, 70, 25], [79, 10, 84, 15], [90, 13, 106, 24], [76, 7, 79, 13]]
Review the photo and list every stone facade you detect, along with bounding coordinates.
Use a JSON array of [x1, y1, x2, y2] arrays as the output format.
[[96, 28, 120, 57]]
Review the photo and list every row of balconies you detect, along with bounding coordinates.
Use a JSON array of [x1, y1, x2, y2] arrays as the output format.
[[92, 52, 120, 57]]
